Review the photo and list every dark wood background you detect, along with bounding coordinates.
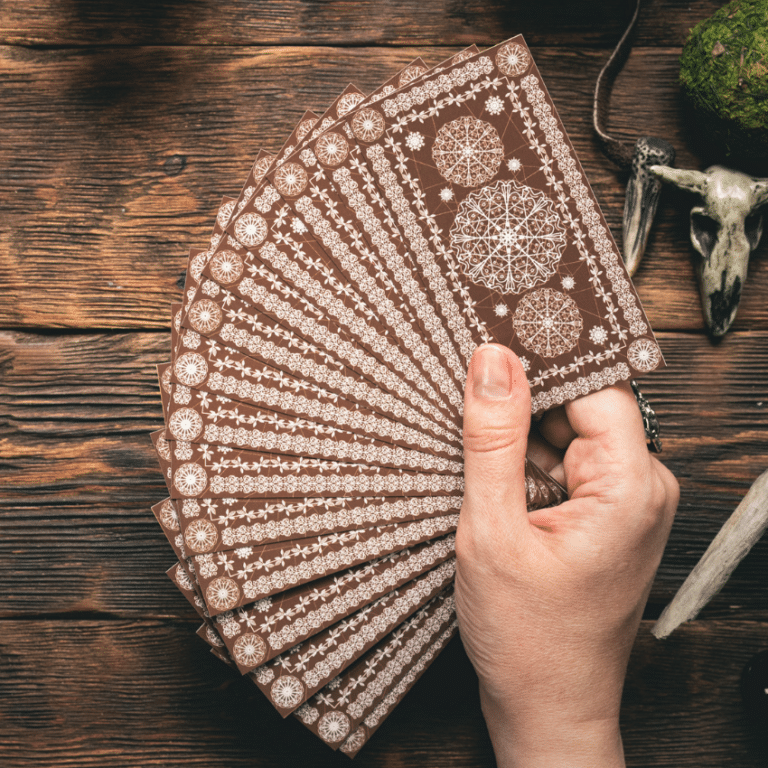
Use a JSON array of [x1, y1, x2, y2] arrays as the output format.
[[2, 1, 767, 765]]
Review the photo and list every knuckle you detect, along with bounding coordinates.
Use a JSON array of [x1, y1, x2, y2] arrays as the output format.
[[454, 522, 475, 566], [462, 422, 524, 455], [655, 459, 680, 519]]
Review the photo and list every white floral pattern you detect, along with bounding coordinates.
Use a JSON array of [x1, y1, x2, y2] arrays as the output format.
[[232, 516, 458, 604], [216, 200, 235, 229], [184, 518, 218, 553], [404, 132, 425, 151], [188, 299, 222, 334], [156, 433, 172, 461], [318, 711, 350, 742], [339, 726, 367, 754], [589, 326, 609, 345], [315, 132, 348, 167], [513, 288, 583, 357], [351, 108, 385, 143], [234, 212, 268, 247], [173, 462, 208, 497], [450, 181, 566, 294], [295, 119, 317, 142], [270, 675, 304, 709], [627, 338, 662, 372], [273, 162, 308, 197], [209, 250, 243, 285], [233, 633, 267, 668], [336, 92, 365, 117], [432, 117, 504, 187], [158, 499, 179, 531], [168, 407, 203, 442], [206, 577, 240, 612], [398, 65, 427, 86], [496, 41, 531, 77]]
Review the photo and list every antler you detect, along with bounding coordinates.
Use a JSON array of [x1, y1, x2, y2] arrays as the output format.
[[653, 468, 768, 639]]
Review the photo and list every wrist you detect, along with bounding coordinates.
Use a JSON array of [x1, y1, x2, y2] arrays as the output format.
[[480, 689, 625, 768]]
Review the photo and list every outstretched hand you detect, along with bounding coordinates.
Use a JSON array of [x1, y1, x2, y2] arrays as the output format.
[[456, 344, 678, 768]]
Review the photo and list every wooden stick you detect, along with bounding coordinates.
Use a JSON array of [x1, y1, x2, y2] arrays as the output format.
[[653, 468, 768, 639]]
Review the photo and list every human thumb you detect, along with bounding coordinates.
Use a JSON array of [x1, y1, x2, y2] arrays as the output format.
[[461, 344, 532, 535]]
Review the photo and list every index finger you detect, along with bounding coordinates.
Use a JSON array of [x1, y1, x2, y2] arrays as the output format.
[[564, 381, 648, 458]]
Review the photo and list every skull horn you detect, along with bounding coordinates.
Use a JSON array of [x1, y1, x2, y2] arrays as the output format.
[[651, 164, 768, 337], [649, 165, 707, 195]]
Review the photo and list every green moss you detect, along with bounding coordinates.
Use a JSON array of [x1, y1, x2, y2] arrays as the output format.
[[680, 0, 768, 164]]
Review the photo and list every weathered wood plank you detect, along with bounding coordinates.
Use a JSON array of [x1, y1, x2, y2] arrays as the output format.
[[0, 619, 765, 767], [1, 44, 765, 331], [1, 330, 767, 618], [0, 0, 728, 48]]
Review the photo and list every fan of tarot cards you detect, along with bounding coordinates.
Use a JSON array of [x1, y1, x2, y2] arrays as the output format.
[[150, 36, 664, 757]]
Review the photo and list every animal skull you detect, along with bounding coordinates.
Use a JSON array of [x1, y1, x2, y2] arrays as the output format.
[[650, 164, 768, 337]]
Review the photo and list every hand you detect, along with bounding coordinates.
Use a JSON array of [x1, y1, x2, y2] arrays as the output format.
[[455, 344, 679, 768]]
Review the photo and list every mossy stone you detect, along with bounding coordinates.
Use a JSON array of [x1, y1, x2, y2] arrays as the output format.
[[680, 0, 768, 168]]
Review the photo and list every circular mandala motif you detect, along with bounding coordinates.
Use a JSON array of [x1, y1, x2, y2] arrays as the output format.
[[432, 117, 504, 187], [174, 352, 208, 387], [217, 201, 235, 229], [351, 108, 385, 143], [189, 251, 209, 283], [398, 64, 427, 86], [627, 338, 662, 373], [449, 180, 567, 294], [175, 563, 194, 591], [188, 299, 222, 334], [173, 462, 208, 497], [184, 518, 219, 553], [234, 212, 268, 247], [209, 250, 243, 284], [315, 132, 348, 167], [169, 407, 204, 441], [206, 577, 240, 612], [340, 727, 367, 754], [270, 675, 304, 709], [159, 500, 179, 531], [296, 118, 317, 142], [156, 433, 172, 461], [161, 366, 173, 394], [252, 155, 274, 184], [206, 625, 224, 647], [496, 42, 531, 77], [336, 92, 365, 117], [513, 288, 583, 358], [273, 162, 308, 197], [318, 711, 351, 743], [233, 633, 267, 668]]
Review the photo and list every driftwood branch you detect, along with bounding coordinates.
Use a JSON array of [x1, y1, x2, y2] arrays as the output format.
[[653, 467, 768, 639]]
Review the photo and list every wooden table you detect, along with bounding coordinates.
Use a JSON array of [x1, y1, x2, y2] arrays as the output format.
[[2, 1, 767, 765]]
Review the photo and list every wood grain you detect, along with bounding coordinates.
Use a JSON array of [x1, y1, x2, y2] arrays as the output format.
[[3, 1, 768, 764], [0, 619, 766, 768], [0, 1, 729, 48], [1, 43, 766, 330], [2, 330, 767, 619]]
